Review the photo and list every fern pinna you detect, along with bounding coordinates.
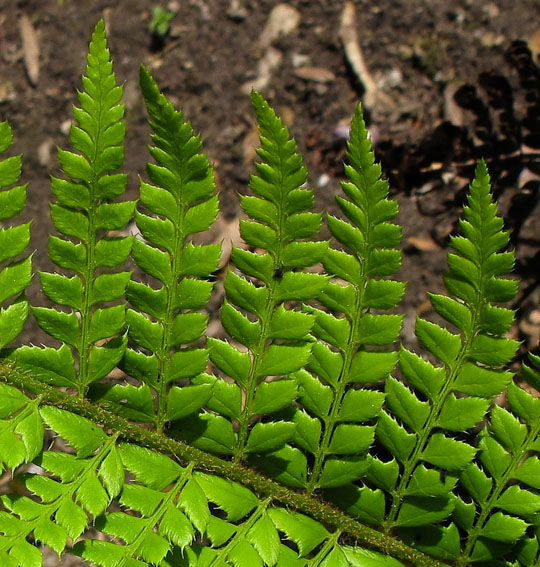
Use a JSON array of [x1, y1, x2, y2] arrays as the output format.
[[0, 18, 539, 567], [91, 64, 220, 434], [15, 20, 135, 398], [375, 161, 521, 563], [0, 120, 31, 352], [297, 104, 404, 502], [181, 90, 328, 467]]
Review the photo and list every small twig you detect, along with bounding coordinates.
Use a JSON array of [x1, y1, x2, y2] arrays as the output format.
[[18, 13, 39, 87], [339, 1, 394, 110]]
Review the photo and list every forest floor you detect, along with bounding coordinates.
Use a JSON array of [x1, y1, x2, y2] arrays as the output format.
[[2, 0, 540, 363]]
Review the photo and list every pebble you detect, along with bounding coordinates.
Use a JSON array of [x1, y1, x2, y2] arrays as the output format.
[[529, 310, 540, 326], [377, 68, 403, 90], [60, 119, 71, 136], [0, 79, 15, 103], [227, 0, 247, 21], [317, 173, 330, 188], [37, 138, 53, 167], [291, 53, 310, 68]]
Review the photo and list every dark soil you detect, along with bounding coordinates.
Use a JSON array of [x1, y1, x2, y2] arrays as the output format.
[[2, 0, 540, 358]]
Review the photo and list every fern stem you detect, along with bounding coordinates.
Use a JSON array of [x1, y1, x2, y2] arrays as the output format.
[[0, 360, 451, 567], [233, 284, 277, 462], [306, 282, 365, 494], [77, 178, 97, 399]]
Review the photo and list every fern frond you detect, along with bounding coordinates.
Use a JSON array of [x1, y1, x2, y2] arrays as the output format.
[[0, 121, 31, 350], [378, 161, 519, 559], [15, 20, 134, 397], [91, 65, 219, 432], [285, 104, 404, 515], [183, 91, 328, 465], [2, 17, 539, 567]]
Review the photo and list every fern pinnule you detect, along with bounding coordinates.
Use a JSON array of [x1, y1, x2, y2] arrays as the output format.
[[15, 20, 135, 397], [184, 91, 328, 466], [0, 121, 31, 351], [378, 160, 519, 559], [96, 65, 220, 432], [288, 103, 404, 515]]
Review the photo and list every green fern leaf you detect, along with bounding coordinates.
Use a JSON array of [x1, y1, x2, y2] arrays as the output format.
[[0, 407, 122, 565], [186, 90, 329, 467], [94, 65, 218, 433], [0, 121, 31, 350], [0, 384, 42, 471], [284, 104, 404, 523], [15, 20, 133, 396], [3, 18, 540, 567], [379, 161, 519, 559]]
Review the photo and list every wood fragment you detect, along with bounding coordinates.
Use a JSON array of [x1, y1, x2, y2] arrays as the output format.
[[241, 47, 282, 94], [19, 14, 40, 87], [407, 236, 439, 252], [258, 4, 300, 50], [294, 66, 336, 83], [528, 26, 540, 56], [443, 81, 465, 126], [339, 1, 393, 110]]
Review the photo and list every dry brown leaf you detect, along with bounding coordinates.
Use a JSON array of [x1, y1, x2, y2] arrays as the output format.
[[294, 66, 336, 83], [241, 125, 260, 164], [529, 27, 540, 56], [241, 4, 300, 95], [407, 236, 439, 251], [19, 14, 39, 87], [201, 213, 245, 268], [519, 318, 540, 349], [416, 299, 433, 316], [217, 216, 244, 268]]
